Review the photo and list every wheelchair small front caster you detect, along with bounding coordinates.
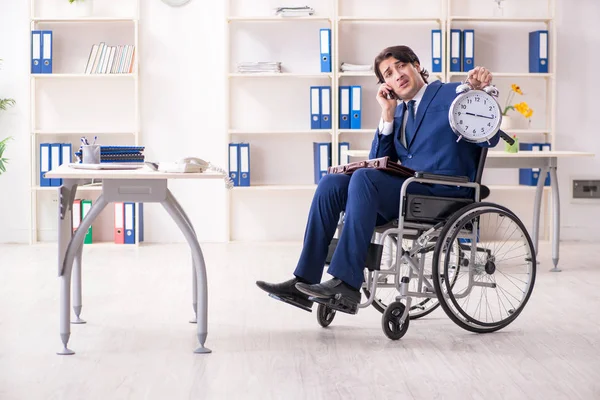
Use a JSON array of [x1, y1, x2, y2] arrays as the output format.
[[382, 301, 410, 340], [317, 304, 336, 327]]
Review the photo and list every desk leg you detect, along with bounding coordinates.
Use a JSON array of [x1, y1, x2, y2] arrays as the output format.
[[550, 166, 561, 272], [532, 167, 549, 256], [161, 191, 211, 354], [58, 194, 108, 355], [163, 192, 199, 323], [72, 244, 86, 324]]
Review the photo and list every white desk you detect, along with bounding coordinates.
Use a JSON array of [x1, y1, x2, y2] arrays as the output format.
[[45, 163, 225, 355], [346, 150, 595, 271]]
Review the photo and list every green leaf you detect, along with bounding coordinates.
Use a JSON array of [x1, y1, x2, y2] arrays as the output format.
[[0, 98, 16, 111]]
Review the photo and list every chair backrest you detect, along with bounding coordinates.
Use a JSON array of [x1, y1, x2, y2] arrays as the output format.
[[474, 147, 488, 184]]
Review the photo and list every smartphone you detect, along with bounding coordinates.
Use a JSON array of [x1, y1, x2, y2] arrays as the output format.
[[386, 90, 398, 100]]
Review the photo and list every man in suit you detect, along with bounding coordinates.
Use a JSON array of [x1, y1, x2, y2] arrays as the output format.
[[256, 45, 499, 312]]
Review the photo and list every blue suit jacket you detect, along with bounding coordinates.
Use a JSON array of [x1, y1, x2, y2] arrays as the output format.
[[369, 81, 500, 198]]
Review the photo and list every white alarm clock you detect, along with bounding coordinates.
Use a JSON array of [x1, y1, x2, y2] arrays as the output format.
[[448, 82, 502, 144]]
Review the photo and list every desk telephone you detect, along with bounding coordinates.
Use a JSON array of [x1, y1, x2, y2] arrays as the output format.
[[146, 157, 233, 188]]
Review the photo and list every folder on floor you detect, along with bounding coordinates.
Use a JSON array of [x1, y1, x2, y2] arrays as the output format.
[[124, 202, 135, 244], [320, 86, 332, 129], [319, 28, 331, 73], [228, 143, 240, 187], [31, 30, 42, 73], [239, 143, 250, 186], [350, 86, 362, 129], [50, 143, 61, 186], [114, 202, 125, 244], [310, 86, 321, 129], [450, 29, 462, 72], [431, 29, 442, 73], [41, 30, 53, 74], [339, 142, 350, 165], [72, 199, 81, 234], [81, 199, 93, 244], [529, 30, 549, 73], [462, 29, 474, 72], [313, 142, 331, 184], [40, 143, 51, 186], [339, 86, 350, 129]]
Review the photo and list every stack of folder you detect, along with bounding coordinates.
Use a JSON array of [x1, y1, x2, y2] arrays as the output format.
[[313, 142, 350, 184], [75, 145, 145, 163], [449, 29, 475, 72], [237, 62, 282, 74], [274, 6, 314, 17], [228, 143, 250, 186], [338, 86, 362, 129], [340, 63, 372, 72], [31, 30, 53, 73], [113, 202, 144, 244], [40, 142, 72, 186]]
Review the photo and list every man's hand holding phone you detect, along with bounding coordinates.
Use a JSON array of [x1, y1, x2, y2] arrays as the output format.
[[377, 83, 398, 123]]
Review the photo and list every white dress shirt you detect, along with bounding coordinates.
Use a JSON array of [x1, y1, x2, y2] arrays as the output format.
[[378, 83, 429, 147]]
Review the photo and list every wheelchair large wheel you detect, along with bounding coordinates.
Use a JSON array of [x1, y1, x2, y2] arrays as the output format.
[[432, 202, 536, 333]]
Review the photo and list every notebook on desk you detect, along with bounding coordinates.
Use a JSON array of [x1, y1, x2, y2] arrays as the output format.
[[68, 163, 145, 170]]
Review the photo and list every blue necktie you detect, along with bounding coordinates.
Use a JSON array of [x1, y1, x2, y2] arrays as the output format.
[[405, 100, 416, 147]]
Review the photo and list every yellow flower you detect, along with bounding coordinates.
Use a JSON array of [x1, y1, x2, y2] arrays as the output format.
[[511, 84, 523, 95], [514, 102, 533, 118]]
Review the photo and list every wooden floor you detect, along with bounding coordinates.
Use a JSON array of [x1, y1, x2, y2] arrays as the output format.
[[1, 241, 599, 399]]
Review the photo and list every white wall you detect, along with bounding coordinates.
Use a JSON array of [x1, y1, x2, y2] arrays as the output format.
[[0, 0, 599, 243], [0, 0, 227, 243]]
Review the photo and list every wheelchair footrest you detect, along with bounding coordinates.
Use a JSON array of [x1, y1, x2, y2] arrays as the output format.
[[268, 293, 313, 313], [325, 238, 383, 271], [309, 294, 359, 315]]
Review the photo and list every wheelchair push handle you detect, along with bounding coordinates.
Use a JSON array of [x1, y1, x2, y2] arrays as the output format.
[[499, 130, 515, 146]]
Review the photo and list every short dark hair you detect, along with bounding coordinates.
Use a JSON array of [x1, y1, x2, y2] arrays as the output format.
[[373, 45, 429, 84]]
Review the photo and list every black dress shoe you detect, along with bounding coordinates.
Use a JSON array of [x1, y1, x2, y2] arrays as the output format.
[[295, 278, 361, 315], [256, 277, 313, 312], [295, 278, 361, 303]]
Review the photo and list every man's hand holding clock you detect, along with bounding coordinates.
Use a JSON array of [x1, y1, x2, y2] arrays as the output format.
[[466, 66, 493, 90]]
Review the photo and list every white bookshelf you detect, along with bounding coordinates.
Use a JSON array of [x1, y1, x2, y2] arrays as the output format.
[[226, 0, 556, 242], [29, 0, 141, 244]]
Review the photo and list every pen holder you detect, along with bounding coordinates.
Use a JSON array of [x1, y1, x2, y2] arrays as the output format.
[[81, 145, 101, 164], [504, 136, 519, 153]]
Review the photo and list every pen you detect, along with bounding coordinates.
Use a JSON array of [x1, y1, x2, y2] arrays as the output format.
[[92, 136, 97, 145]]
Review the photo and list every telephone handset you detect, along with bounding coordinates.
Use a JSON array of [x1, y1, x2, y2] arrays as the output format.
[[152, 157, 234, 189]]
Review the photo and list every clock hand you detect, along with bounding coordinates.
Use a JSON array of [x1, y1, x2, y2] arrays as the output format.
[[466, 112, 494, 120]]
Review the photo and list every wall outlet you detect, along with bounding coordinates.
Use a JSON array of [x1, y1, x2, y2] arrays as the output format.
[[573, 180, 600, 199]]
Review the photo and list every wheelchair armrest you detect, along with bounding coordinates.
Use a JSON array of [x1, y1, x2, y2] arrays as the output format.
[[414, 171, 470, 184]]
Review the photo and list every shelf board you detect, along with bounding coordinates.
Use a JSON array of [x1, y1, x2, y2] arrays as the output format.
[[229, 129, 332, 135], [228, 72, 332, 79], [31, 73, 136, 79], [31, 17, 137, 23], [232, 184, 317, 191], [34, 130, 136, 135], [227, 16, 331, 22], [33, 185, 102, 192], [449, 16, 552, 23], [447, 72, 553, 78], [338, 16, 441, 22]]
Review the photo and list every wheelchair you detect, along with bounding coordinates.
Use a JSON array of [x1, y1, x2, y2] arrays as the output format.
[[314, 148, 537, 340]]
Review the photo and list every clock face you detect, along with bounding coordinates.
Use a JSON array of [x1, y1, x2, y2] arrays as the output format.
[[449, 91, 501, 142]]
